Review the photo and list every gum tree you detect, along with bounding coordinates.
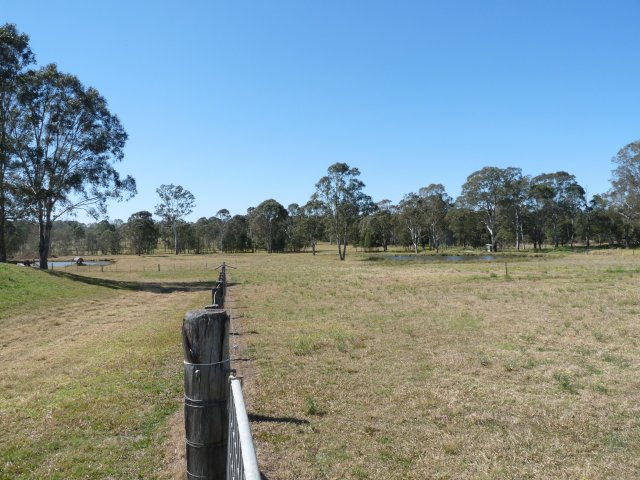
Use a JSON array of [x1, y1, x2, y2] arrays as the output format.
[[0, 23, 34, 262], [12, 64, 135, 269], [315, 163, 371, 260], [154, 184, 195, 254], [250, 198, 288, 253], [126, 211, 158, 255], [609, 140, 640, 247], [459, 166, 518, 252]]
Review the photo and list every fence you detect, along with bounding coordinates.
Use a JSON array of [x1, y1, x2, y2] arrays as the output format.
[[227, 376, 261, 480], [182, 262, 260, 480], [48, 261, 215, 273]]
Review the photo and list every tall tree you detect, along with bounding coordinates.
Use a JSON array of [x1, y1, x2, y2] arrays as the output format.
[[250, 199, 288, 253], [526, 181, 554, 250], [301, 197, 325, 255], [609, 140, 640, 247], [499, 170, 528, 250], [126, 211, 158, 255], [398, 193, 425, 254], [285, 203, 306, 252], [530, 172, 584, 247], [315, 163, 371, 260], [419, 184, 452, 252], [367, 200, 395, 252], [154, 184, 195, 255], [222, 215, 250, 252], [12, 64, 135, 269], [0, 24, 34, 262], [446, 205, 485, 248], [459, 167, 515, 252]]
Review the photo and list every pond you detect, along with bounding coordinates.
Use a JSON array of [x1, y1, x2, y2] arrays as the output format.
[[35, 260, 112, 268]]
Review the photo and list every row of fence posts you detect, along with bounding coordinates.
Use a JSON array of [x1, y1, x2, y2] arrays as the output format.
[[182, 263, 260, 480]]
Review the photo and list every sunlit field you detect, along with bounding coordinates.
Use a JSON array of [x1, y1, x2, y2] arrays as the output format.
[[1, 248, 639, 479]]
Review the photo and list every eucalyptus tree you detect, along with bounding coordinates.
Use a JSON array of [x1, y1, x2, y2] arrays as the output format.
[[526, 181, 554, 250], [445, 205, 485, 248], [251, 199, 288, 253], [194, 217, 220, 253], [87, 220, 121, 255], [285, 203, 306, 252], [530, 172, 585, 247], [499, 170, 528, 250], [315, 163, 371, 260], [0, 23, 34, 262], [398, 193, 425, 254], [458, 167, 515, 252], [12, 64, 135, 269], [419, 184, 452, 252], [301, 197, 325, 255], [215, 208, 231, 250], [222, 215, 251, 253], [126, 210, 158, 255], [609, 140, 640, 247], [154, 184, 195, 254], [368, 199, 396, 252]]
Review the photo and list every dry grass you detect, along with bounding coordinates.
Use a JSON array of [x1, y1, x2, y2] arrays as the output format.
[[225, 248, 640, 480], [2, 250, 640, 479], [0, 254, 219, 479]]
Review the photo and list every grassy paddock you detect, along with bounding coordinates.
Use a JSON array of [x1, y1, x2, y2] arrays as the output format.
[[225, 248, 640, 479], [0, 255, 219, 479], [2, 249, 639, 479]]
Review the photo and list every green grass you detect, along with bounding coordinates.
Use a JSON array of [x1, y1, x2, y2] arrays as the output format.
[[0, 258, 217, 479], [0, 263, 117, 317]]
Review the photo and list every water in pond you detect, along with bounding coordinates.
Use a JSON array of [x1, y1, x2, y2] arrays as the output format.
[[35, 260, 112, 267]]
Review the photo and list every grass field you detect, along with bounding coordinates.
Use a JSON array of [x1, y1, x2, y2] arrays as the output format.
[[1, 248, 640, 479]]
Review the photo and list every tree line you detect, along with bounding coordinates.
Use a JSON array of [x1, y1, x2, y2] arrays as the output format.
[[5, 152, 640, 261], [2, 24, 639, 264]]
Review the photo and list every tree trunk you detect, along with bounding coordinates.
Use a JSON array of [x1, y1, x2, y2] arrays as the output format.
[[0, 202, 6, 263], [173, 221, 179, 255], [38, 207, 53, 270]]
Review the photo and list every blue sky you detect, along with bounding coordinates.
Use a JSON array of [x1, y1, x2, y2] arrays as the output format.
[[3, 1, 639, 222]]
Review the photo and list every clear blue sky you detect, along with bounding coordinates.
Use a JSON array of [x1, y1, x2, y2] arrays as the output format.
[[3, 1, 639, 222]]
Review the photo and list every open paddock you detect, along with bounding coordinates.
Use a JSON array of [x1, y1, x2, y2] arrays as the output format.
[[1, 249, 639, 479]]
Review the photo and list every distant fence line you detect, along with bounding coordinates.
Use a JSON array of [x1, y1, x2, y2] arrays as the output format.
[[182, 263, 260, 480], [48, 262, 216, 273]]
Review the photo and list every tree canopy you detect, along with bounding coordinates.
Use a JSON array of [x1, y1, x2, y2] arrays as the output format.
[[315, 162, 372, 260], [154, 184, 195, 255]]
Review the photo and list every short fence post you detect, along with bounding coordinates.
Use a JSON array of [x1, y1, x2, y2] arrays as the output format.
[[211, 282, 224, 308], [183, 309, 230, 480]]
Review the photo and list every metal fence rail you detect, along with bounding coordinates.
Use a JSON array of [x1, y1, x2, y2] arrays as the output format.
[[227, 376, 260, 480]]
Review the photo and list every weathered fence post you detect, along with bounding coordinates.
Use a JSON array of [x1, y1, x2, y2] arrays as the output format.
[[183, 309, 231, 480], [211, 262, 227, 308], [212, 282, 224, 308]]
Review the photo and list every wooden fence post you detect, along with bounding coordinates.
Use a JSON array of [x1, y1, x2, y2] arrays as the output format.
[[211, 283, 222, 308], [183, 308, 230, 480]]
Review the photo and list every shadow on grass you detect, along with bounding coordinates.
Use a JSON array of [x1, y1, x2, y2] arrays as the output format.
[[46, 270, 213, 294], [248, 413, 310, 426]]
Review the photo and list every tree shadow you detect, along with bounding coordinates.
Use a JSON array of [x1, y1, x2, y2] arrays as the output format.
[[248, 413, 309, 426], [47, 270, 213, 293]]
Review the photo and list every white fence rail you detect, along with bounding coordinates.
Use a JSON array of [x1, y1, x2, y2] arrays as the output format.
[[227, 376, 260, 480]]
